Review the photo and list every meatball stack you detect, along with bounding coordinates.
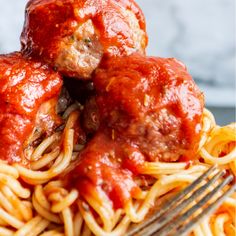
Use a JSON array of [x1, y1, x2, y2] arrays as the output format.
[[21, 0, 147, 78], [0, 0, 148, 164], [1, 0, 204, 213], [21, 0, 204, 164]]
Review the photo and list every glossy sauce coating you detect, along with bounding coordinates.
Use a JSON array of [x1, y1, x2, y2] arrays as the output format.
[[69, 54, 204, 208], [67, 131, 144, 209], [21, 0, 147, 78], [94, 54, 204, 161], [0, 52, 62, 164]]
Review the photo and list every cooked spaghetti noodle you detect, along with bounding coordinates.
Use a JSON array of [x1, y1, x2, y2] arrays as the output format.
[[0, 0, 233, 235], [0, 109, 234, 236]]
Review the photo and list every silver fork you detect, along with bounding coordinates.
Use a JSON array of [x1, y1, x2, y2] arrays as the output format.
[[127, 165, 236, 236]]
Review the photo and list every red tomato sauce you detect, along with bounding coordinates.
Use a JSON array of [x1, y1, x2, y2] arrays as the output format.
[[94, 54, 204, 162], [67, 54, 204, 208], [21, 0, 147, 60], [67, 131, 144, 209], [0, 52, 62, 164]]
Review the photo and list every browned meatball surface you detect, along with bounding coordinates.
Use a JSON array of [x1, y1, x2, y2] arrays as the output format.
[[83, 54, 204, 162], [21, 0, 147, 79], [0, 52, 62, 164]]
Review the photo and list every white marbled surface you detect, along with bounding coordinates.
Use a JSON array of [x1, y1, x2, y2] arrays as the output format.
[[0, 0, 235, 107]]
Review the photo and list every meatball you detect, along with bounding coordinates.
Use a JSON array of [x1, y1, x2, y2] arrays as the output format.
[[87, 54, 204, 162], [82, 96, 100, 134], [0, 52, 62, 164], [21, 0, 148, 79]]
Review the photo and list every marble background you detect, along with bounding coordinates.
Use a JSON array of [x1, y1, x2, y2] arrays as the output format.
[[137, 0, 236, 108], [0, 0, 235, 122]]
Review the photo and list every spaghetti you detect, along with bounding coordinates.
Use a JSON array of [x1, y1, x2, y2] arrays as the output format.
[[0, 109, 234, 236], [0, 1, 235, 235]]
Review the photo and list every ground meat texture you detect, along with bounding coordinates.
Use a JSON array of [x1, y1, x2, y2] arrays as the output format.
[[92, 54, 204, 162], [0, 52, 62, 164], [82, 97, 100, 134], [21, 0, 148, 79]]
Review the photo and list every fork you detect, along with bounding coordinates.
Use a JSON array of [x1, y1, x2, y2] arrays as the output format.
[[127, 165, 236, 236]]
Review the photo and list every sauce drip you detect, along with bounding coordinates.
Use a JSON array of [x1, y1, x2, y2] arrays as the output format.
[[68, 54, 204, 208], [68, 131, 144, 209]]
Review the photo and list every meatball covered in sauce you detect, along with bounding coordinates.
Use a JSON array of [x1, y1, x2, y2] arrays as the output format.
[[0, 52, 62, 164], [21, 0, 147, 79], [86, 54, 204, 162]]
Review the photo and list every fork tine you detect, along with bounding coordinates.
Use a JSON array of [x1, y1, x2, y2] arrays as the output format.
[[132, 168, 225, 236], [177, 182, 236, 236], [127, 165, 217, 236], [156, 174, 234, 236]]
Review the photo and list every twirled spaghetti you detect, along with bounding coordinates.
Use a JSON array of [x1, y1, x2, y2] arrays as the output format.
[[0, 1, 235, 235], [0, 109, 234, 236]]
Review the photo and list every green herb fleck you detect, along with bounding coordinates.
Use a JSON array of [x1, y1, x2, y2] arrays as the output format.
[[84, 38, 91, 43]]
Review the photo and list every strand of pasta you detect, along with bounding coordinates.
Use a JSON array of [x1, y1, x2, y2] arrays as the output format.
[[35, 108, 235, 236], [1, 185, 32, 221], [82, 187, 115, 232], [31, 133, 61, 161], [141, 162, 188, 175], [40, 230, 64, 236], [193, 226, 204, 236], [13, 128, 74, 184], [214, 213, 230, 236], [124, 173, 199, 223], [32, 181, 92, 236], [0, 162, 34, 233], [200, 217, 213, 236], [78, 200, 130, 236], [30, 115, 236, 236], [13, 111, 79, 185], [0, 108, 234, 236], [32, 193, 62, 224], [62, 208, 74, 236], [14, 216, 49, 236], [0, 226, 14, 236], [30, 148, 61, 170]]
